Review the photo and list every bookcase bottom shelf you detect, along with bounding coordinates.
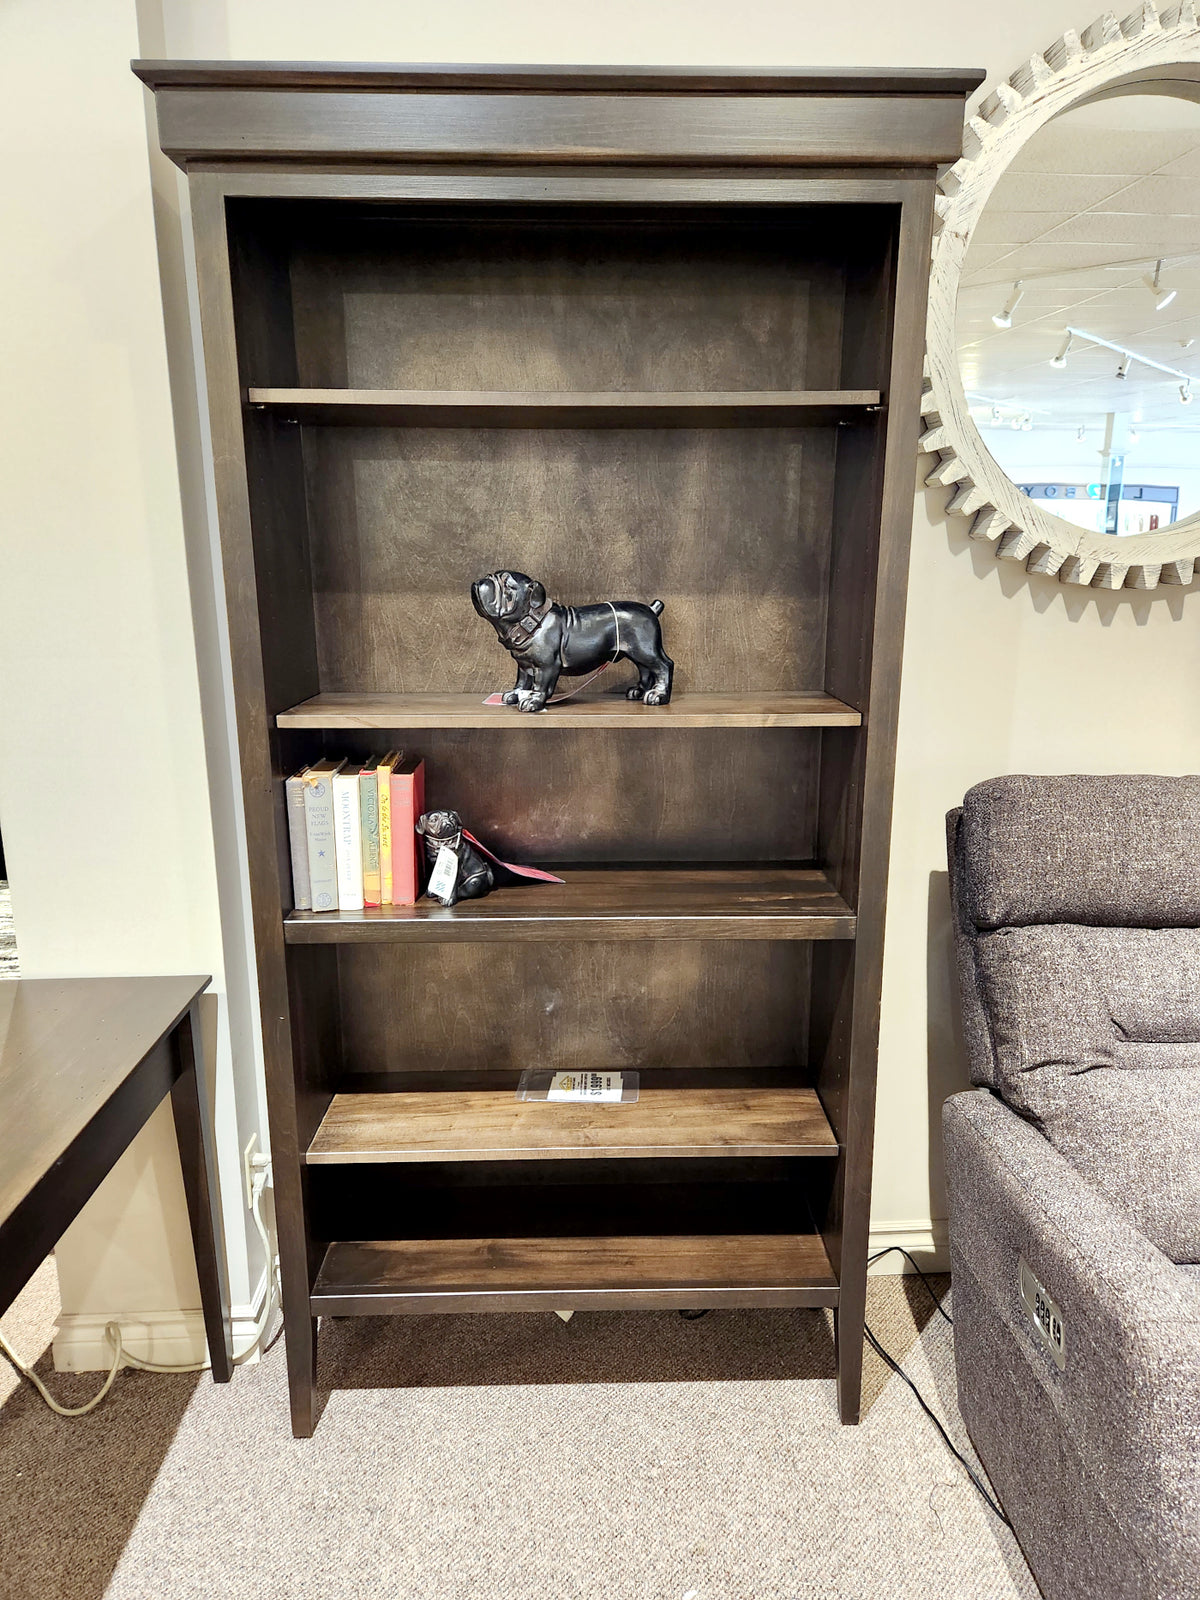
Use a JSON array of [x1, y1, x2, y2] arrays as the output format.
[[310, 1234, 839, 1315]]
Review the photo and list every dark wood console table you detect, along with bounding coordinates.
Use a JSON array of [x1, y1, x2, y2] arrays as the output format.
[[0, 976, 233, 1381]]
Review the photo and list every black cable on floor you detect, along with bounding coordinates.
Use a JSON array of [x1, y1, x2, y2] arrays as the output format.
[[867, 1246, 953, 1324], [863, 1250, 1010, 1527], [863, 1322, 1010, 1527]]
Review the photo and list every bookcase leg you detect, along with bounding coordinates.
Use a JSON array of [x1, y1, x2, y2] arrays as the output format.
[[835, 1305, 865, 1425], [286, 1316, 319, 1437]]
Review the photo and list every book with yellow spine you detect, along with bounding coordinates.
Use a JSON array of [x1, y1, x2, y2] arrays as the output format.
[[376, 749, 402, 904]]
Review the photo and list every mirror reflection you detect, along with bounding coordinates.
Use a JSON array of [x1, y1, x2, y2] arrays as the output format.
[[958, 92, 1200, 535]]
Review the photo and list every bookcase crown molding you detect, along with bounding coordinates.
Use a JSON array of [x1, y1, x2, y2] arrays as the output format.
[[132, 59, 983, 170]]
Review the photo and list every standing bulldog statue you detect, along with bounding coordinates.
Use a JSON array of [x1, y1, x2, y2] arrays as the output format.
[[470, 570, 673, 713]]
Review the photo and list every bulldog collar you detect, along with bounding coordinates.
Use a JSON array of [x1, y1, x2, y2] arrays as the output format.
[[497, 595, 553, 649]]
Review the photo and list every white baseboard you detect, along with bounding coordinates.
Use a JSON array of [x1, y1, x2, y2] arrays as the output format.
[[53, 1268, 274, 1373], [868, 1219, 949, 1275]]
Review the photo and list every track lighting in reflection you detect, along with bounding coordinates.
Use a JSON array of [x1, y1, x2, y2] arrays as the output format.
[[1076, 425, 1087, 442], [1129, 429, 1140, 445], [1143, 260, 1178, 312], [991, 405, 1003, 424], [992, 282, 1025, 329], [1116, 354, 1132, 379], [1050, 335, 1074, 369], [1181, 381, 1194, 405]]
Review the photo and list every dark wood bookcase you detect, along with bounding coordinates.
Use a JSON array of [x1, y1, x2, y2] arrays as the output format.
[[137, 61, 980, 1435]]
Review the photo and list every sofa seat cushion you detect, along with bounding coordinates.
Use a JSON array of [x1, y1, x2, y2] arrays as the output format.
[[973, 924, 1200, 1263]]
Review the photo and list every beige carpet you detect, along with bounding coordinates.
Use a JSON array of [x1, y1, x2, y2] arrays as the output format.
[[0, 1261, 1038, 1600]]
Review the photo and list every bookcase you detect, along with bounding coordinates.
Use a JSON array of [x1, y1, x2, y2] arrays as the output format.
[[137, 61, 981, 1436]]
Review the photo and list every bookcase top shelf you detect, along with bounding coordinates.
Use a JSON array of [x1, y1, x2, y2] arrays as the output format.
[[276, 690, 862, 730], [284, 865, 855, 943], [308, 1085, 839, 1164], [246, 389, 882, 428]]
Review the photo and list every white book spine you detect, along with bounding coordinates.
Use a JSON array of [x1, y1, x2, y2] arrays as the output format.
[[285, 775, 312, 910], [303, 770, 339, 912], [332, 770, 365, 912]]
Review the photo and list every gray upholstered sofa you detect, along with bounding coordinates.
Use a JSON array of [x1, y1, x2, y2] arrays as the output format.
[[944, 775, 1200, 1600]]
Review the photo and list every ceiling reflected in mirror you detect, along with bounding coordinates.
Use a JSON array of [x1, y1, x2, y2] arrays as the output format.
[[957, 92, 1200, 537]]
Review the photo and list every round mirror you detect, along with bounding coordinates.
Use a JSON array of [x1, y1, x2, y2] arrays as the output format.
[[922, 7, 1200, 589], [960, 93, 1200, 537]]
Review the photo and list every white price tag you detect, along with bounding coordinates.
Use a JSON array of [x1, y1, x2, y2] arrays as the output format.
[[427, 844, 459, 903], [547, 1071, 624, 1103]]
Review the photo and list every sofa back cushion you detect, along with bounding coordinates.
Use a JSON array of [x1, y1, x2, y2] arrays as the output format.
[[959, 774, 1200, 931], [973, 923, 1200, 1262]]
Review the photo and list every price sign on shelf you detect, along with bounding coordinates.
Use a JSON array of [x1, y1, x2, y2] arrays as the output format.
[[547, 1071, 625, 1103]]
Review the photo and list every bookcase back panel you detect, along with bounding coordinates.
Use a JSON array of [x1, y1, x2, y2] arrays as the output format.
[[302, 426, 835, 696], [308, 1162, 820, 1244], [335, 941, 811, 1077], [280, 726, 819, 862], [288, 212, 859, 393]]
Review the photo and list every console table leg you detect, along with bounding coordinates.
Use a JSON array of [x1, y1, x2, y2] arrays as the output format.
[[171, 1002, 233, 1383]]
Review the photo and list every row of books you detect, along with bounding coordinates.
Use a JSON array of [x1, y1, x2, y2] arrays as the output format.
[[286, 753, 425, 912]]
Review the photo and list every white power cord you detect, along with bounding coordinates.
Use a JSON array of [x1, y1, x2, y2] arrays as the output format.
[[0, 1159, 283, 1418]]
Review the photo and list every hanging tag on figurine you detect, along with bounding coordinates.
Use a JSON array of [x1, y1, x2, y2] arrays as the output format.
[[427, 844, 459, 904], [548, 1071, 624, 1103]]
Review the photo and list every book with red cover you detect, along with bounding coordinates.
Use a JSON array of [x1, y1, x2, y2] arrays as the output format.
[[389, 755, 425, 906]]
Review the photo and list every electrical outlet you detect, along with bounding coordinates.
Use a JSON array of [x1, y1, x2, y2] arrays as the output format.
[[243, 1134, 259, 1208]]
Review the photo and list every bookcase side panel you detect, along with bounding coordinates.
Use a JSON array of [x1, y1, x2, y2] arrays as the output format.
[[823, 182, 936, 1424], [189, 176, 328, 1435]]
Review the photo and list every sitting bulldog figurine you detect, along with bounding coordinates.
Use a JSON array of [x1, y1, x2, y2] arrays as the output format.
[[471, 570, 673, 712], [416, 810, 494, 907]]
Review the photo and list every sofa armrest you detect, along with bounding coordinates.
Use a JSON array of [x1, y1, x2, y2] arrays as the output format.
[[944, 1090, 1200, 1595]]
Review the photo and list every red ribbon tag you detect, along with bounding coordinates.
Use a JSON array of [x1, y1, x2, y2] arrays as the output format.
[[462, 829, 564, 884]]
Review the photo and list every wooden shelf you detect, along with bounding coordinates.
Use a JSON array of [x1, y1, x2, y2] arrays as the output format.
[[307, 1085, 838, 1165], [284, 865, 855, 944], [246, 387, 882, 428], [310, 1234, 839, 1315], [276, 689, 862, 730]]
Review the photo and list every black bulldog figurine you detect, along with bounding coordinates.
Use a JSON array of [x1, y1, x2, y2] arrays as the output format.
[[471, 570, 673, 712], [416, 810, 494, 906]]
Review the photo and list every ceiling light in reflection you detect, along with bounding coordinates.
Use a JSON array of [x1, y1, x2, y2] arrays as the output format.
[[992, 282, 1024, 329], [1143, 260, 1178, 312], [1050, 334, 1074, 369]]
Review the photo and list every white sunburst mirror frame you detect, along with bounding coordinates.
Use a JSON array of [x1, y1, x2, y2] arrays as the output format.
[[922, 1, 1200, 590]]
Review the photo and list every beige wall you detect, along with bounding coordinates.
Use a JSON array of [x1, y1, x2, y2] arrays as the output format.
[[2, 0, 1196, 1366], [0, 0, 268, 1367]]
